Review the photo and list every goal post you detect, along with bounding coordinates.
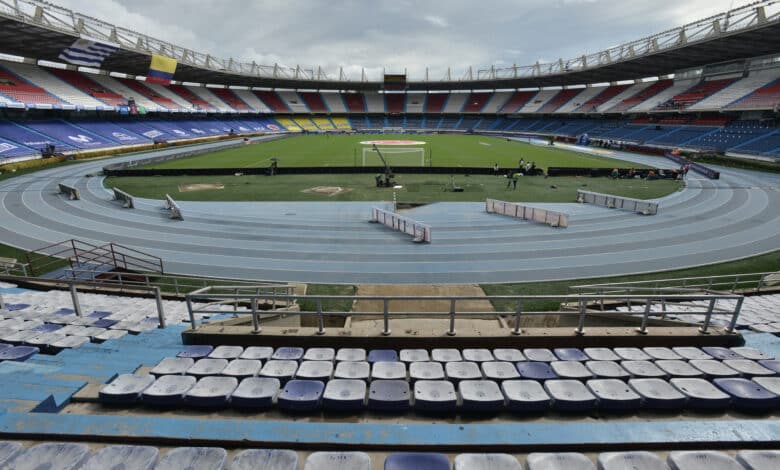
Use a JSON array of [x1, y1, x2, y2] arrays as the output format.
[[361, 146, 427, 167]]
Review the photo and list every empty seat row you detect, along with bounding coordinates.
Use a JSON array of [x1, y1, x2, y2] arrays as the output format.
[[177, 345, 773, 362], [1, 443, 777, 470], [101, 373, 780, 412]]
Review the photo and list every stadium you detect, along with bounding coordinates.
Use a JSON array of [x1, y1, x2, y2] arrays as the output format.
[[0, 0, 779, 468]]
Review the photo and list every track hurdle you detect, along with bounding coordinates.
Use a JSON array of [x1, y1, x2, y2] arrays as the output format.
[[486, 198, 569, 228], [58, 183, 80, 200], [576, 189, 658, 215], [112, 188, 134, 209], [164, 194, 183, 220], [370, 207, 431, 243]]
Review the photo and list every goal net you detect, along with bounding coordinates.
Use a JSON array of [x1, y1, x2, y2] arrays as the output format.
[[361, 147, 426, 167]]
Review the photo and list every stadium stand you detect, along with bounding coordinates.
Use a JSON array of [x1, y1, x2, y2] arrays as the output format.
[[343, 93, 366, 113], [442, 92, 469, 113], [0, 64, 67, 106], [2, 62, 109, 109], [573, 84, 631, 112], [254, 90, 290, 112], [187, 85, 236, 112], [656, 78, 739, 110], [87, 74, 161, 111], [518, 89, 560, 113], [728, 76, 780, 110], [498, 91, 537, 113], [117, 78, 182, 111], [167, 84, 213, 111], [633, 79, 697, 112], [480, 91, 512, 113], [363, 91, 385, 113], [462, 92, 493, 113], [300, 92, 328, 113], [385, 93, 405, 113], [276, 90, 309, 113], [607, 79, 674, 112], [46, 69, 127, 107], [230, 88, 270, 112], [424, 93, 448, 113], [690, 70, 779, 110], [555, 86, 602, 113], [319, 91, 346, 113], [538, 88, 585, 113], [208, 87, 251, 111]]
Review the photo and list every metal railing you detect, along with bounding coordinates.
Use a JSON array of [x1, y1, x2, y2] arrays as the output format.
[[0, 260, 29, 277], [184, 290, 745, 336], [571, 272, 780, 295]]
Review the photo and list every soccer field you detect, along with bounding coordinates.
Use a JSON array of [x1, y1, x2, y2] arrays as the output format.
[[143, 134, 650, 170]]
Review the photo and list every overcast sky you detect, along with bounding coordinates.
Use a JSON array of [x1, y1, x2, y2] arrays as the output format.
[[53, 0, 750, 80]]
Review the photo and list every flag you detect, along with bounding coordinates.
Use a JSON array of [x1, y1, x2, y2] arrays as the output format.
[[58, 38, 118, 67], [147, 54, 177, 85]]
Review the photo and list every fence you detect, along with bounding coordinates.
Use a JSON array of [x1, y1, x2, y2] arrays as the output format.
[[486, 198, 568, 228], [58, 183, 80, 200], [571, 272, 780, 295], [185, 289, 745, 336], [112, 188, 134, 209], [576, 189, 658, 215], [165, 194, 183, 220], [370, 207, 432, 243]]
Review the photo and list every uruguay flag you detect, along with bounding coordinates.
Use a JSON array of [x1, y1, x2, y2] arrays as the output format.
[[58, 38, 118, 67]]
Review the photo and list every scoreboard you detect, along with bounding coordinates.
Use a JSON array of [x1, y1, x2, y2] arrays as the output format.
[[383, 74, 407, 90]]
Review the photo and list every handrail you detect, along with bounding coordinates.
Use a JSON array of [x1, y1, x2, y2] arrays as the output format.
[[571, 272, 780, 294]]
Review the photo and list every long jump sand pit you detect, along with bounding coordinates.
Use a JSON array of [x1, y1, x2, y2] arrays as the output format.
[[178, 183, 225, 192], [301, 186, 353, 197]]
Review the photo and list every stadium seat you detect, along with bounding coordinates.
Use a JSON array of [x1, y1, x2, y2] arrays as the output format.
[[295, 361, 334, 381], [184, 376, 238, 407], [454, 453, 521, 469], [516, 361, 559, 380], [463, 348, 495, 362], [713, 378, 779, 410], [368, 379, 411, 411], [431, 348, 462, 362], [628, 378, 687, 409], [524, 348, 557, 362], [231, 449, 298, 470], [142, 375, 197, 405], [385, 452, 450, 470], [271, 347, 305, 361], [544, 379, 599, 411], [667, 451, 743, 470], [230, 377, 280, 409], [643, 347, 683, 360], [372, 361, 407, 380], [322, 379, 367, 410], [701, 347, 744, 361], [82, 445, 158, 470], [554, 348, 589, 361], [597, 451, 666, 470], [670, 378, 731, 409], [551, 361, 594, 380], [0, 345, 39, 362], [689, 360, 741, 379], [587, 379, 642, 411], [614, 347, 652, 361], [6, 443, 90, 470], [400, 348, 430, 362], [526, 452, 596, 470], [0, 442, 22, 467], [736, 450, 780, 470], [260, 360, 298, 382], [409, 361, 445, 381], [621, 360, 669, 379], [208, 345, 244, 359], [186, 358, 228, 377], [368, 349, 399, 363], [336, 348, 367, 362], [221, 359, 263, 378], [501, 379, 551, 411], [156, 447, 227, 470], [656, 360, 705, 378], [151, 357, 194, 376], [303, 347, 336, 361], [99, 373, 155, 404], [334, 361, 371, 380], [758, 360, 780, 374], [177, 345, 213, 359], [730, 347, 773, 360], [459, 380, 504, 411], [446, 361, 483, 382], [482, 361, 521, 380], [586, 361, 631, 379], [584, 348, 621, 361], [414, 380, 457, 412], [493, 348, 525, 362], [722, 359, 776, 378], [304, 451, 371, 469], [277, 379, 324, 412], [240, 346, 274, 361]]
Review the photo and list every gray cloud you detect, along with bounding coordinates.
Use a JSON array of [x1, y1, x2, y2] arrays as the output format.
[[52, 0, 746, 80]]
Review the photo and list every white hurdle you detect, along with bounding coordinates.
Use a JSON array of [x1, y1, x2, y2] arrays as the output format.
[[370, 207, 431, 243], [486, 198, 569, 228], [112, 188, 134, 209], [576, 189, 658, 215], [58, 183, 80, 200], [164, 194, 183, 220]]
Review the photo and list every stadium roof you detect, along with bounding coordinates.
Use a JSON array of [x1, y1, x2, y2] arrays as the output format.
[[0, 0, 779, 90]]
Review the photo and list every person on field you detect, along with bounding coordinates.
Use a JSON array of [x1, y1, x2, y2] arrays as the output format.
[[494, 163, 500, 175]]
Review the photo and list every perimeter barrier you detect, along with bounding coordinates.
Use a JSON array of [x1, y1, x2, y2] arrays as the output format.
[[370, 207, 431, 243], [576, 189, 658, 215], [486, 198, 568, 228], [57, 183, 80, 200]]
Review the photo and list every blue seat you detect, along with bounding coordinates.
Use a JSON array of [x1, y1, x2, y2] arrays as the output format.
[[736, 450, 780, 470], [277, 379, 324, 412], [303, 347, 336, 361], [668, 451, 743, 470], [323, 379, 366, 410], [493, 348, 525, 362], [371, 361, 407, 380], [459, 380, 504, 412], [25, 332, 66, 352], [368, 349, 399, 363], [8, 443, 90, 470], [613, 347, 651, 361], [670, 378, 731, 409], [409, 361, 445, 381], [642, 347, 683, 360], [0, 345, 38, 362], [400, 349, 430, 362], [295, 361, 334, 381], [336, 348, 367, 362], [753, 377, 780, 395], [87, 310, 112, 319], [414, 380, 457, 412], [585, 361, 630, 380], [0, 441, 23, 467], [156, 447, 227, 470], [186, 358, 228, 377], [758, 359, 780, 374], [482, 361, 521, 380], [620, 360, 668, 379], [713, 378, 779, 410], [628, 378, 687, 410], [516, 361, 558, 380], [177, 345, 213, 359], [142, 375, 197, 406], [240, 346, 274, 361], [151, 357, 194, 376], [722, 359, 775, 378], [83, 445, 159, 470], [586, 379, 641, 411], [524, 348, 557, 362], [334, 361, 370, 380], [501, 379, 550, 412], [554, 348, 589, 361], [701, 346, 743, 361], [597, 451, 665, 470], [4, 303, 30, 311], [730, 347, 773, 360], [551, 361, 593, 380], [221, 359, 263, 378], [445, 361, 482, 382], [656, 360, 704, 378], [544, 380, 598, 411], [100, 374, 155, 404], [230, 377, 280, 409], [526, 452, 596, 470], [463, 348, 494, 362], [91, 319, 118, 328], [305, 451, 371, 469], [368, 379, 410, 411], [454, 453, 521, 469], [689, 360, 740, 379], [584, 348, 620, 361], [431, 348, 462, 362], [259, 360, 298, 382], [271, 346, 304, 360], [208, 345, 244, 359], [185, 376, 238, 407], [385, 452, 449, 470], [231, 449, 298, 470]]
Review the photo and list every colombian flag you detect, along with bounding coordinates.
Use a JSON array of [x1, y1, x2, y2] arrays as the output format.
[[147, 54, 177, 84]]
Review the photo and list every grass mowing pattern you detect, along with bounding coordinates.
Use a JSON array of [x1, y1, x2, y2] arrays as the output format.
[[143, 134, 652, 170]]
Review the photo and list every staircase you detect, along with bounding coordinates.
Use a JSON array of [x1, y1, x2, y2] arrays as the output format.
[[25, 239, 164, 279]]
